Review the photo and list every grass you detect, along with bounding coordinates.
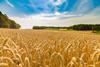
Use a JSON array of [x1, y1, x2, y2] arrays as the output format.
[[0, 29, 100, 67]]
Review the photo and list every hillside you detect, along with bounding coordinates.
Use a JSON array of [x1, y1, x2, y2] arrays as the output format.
[[0, 11, 20, 29]]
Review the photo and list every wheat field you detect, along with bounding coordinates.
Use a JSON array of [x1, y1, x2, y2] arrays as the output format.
[[0, 29, 100, 67]]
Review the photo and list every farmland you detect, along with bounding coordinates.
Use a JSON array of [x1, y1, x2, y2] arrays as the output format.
[[0, 29, 100, 67]]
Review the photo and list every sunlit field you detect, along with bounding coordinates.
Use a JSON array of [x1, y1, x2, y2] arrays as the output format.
[[0, 29, 100, 67]]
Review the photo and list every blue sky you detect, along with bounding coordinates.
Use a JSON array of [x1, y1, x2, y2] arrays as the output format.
[[0, 0, 100, 28]]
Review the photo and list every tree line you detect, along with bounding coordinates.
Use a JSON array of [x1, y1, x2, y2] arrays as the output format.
[[33, 24, 100, 32], [33, 26, 69, 30], [0, 11, 20, 29], [69, 24, 100, 31]]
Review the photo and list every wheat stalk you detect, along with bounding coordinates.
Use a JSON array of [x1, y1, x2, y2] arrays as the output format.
[[50, 52, 64, 67], [24, 57, 31, 67]]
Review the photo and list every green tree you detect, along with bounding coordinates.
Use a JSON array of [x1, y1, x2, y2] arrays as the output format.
[[0, 11, 21, 29]]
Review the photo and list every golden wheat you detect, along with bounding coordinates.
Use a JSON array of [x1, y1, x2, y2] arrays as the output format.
[[0, 29, 100, 67]]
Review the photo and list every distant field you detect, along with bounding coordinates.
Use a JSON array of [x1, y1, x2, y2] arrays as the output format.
[[0, 29, 100, 67]]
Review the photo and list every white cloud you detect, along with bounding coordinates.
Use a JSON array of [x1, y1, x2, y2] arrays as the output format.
[[9, 13, 100, 29], [5, 0, 15, 8], [50, 0, 66, 6], [0, 1, 13, 14], [70, 15, 100, 24], [89, 7, 100, 15], [73, 0, 92, 13]]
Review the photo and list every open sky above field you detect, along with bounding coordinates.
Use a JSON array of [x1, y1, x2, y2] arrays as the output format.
[[0, 0, 100, 29]]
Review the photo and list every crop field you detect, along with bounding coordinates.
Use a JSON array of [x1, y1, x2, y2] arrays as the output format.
[[0, 29, 100, 67]]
